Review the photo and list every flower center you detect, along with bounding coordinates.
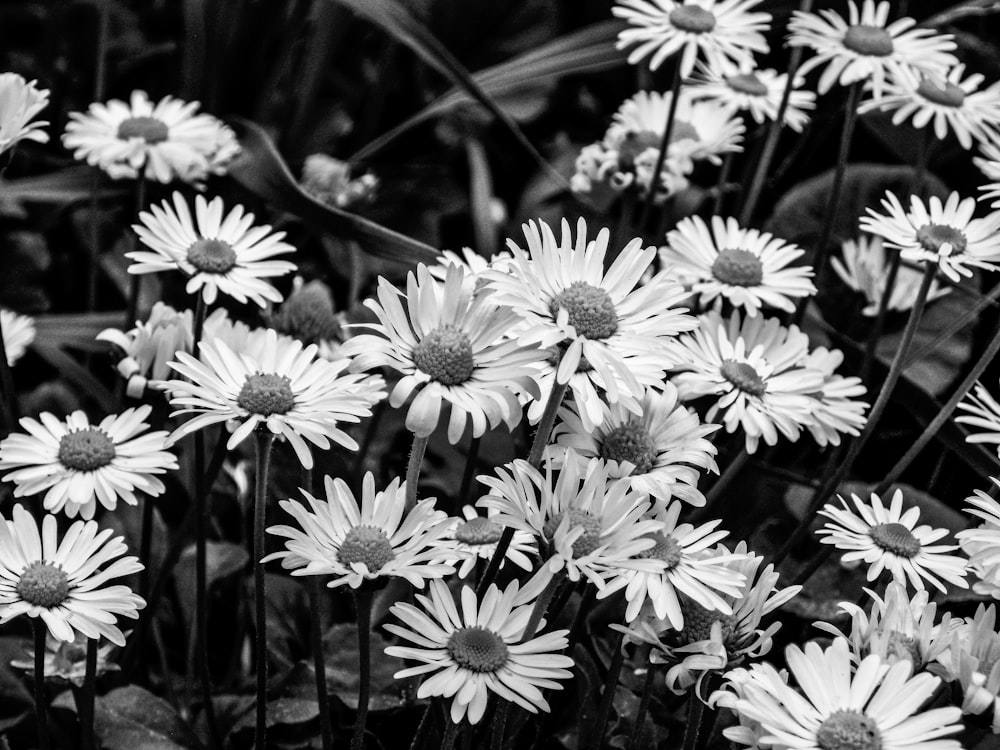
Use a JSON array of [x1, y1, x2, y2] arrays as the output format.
[[58, 428, 116, 471], [725, 73, 769, 97], [618, 123, 700, 171], [711, 248, 764, 287], [679, 596, 735, 643], [638, 532, 683, 568], [600, 421, 658, 474], [116, 116, 169, 143], [543, 509, 603, 557], [237, 373, 295, 416], [187, 238, 238, 274], [337, 525, 395, 572], [916, 79, 966, 108], [869, 522, 921, 558], [446, 626, 509, 673], [16, 562, 71, 608], [816, 710, 882, 750], [549, 282, 619, 340], [720, 359, 766, 397], [413, 325, 475, 385], [843, 25, 894, 56], [454, 517, 505, 546], [885, 630, 921, 665], [272, 282, 341, 345], [669, 4, 717, 33], [916, 223, 967, 256]]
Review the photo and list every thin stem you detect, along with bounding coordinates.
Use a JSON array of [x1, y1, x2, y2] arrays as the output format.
[[80, 638, 98, 750], [351, 587, 375, 750], [458, 435, 481, 510], [124, 170, 147, 328], [85, 0, 110, 313], [489, 697, 508, 750], [408, 700, 435, 750], [627, 666, 658, 750], [309, 577, 334, 750], [523, 572, 563, 641], [0, 314, 17, 432], [352, 401, 385, 483], [693, 447, 750, 522], [681, 690, 707, 750], [33, 619, 49, 750], [913, 127, 933, 199], [440, 720, 460, 750], [138, 495, 154, 601], [860, 250, 902, 384], [254, 432, 276, 750], [404, 434, 429, 512], [588, 631, 626, 750], [712, 151, 735, 216], [638, 65, 683, 232]]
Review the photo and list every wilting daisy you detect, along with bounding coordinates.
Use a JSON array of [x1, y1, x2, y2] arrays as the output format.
[[957, 380, 1000, 455], [937, 604, 1000, 732], [670, 311, 824, 453], [831, 234, 950, 316], [300, 154, 377, 209], [957, 479, 1000, 598], [1, 308, 35, 366], [860, 64, 1000, 150], [0, 73, 49, 154], [687, 62, 816, 131], [128, 192, 297, 307], [860, 190, 1000, 283], [385, 578, 575, 724], [798, 347, 869, 448], [723, 638, 963, 750], [0, 506, 145, 646], [264, 473, 453, 589], [62, 90, 238, 183], [434, 506, 536, 579], [0, 406, 178, 520], [550, 383, 718, 506], [975, 140, 1000, 208], [163, 330, 386, 469], [661, 215, 816, 316], [614, 0, 770, 76], [340, 263, 543, 443], [818, 489, 969, 593], [787, 0, 957, 99], [484, 218, 696, 408]]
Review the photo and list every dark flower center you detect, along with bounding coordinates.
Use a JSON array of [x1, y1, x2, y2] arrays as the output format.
[[454, 517, 505, 546], [916, 79, 966, 108], [711, 248, 764, 286], [679, 596, 736, 644], [446, 626, 509, 673], [916, 223, 967, 255], [549, 282, 619, 340], [725, 73, 769, 97], [271, 282, 342, 345], [543, 509, 603, 557], [600, 421, 658, 474], [885, 630, 921, 665], [816, 710, 882, 750], [638, 532, 683, 568], [338, 525, 395, 572], [720, 359, 766, 397], [187, 238, 238, 274], [669, 5, 717, 33], [413, 325, 475, 385], [58, 428, 116, 471], [843, 25, 894, 56], [17, 562, 71, 608], [116, 116, 169, 144], [869, 522, 921, 558], [237, 373, 295, 416]]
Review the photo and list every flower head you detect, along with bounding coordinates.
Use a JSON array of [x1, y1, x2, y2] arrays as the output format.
[[957, 381, 1000, 456], [10, 633, 120, 687], [434, 506, 536, 579], [1, 308, 35, 366], [937, 604, 1000, 732], [975, 140, 1000, 208], [0, 73, 49, 154], [268, 279, 345, 359], [956, 479, 1000, 599], [687, 62, 816, 131], [797, 346, 869, 448], [300, 154, 377, 208]]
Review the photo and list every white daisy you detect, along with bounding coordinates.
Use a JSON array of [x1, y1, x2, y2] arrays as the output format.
[[384, 578, 575, 724], [860, 190, 1000, 283], [956, 380, 1000, 455], [797, 347, 869, 448], [0, 505, 145, 646], [10, 632, 120, 687], [0, 73, 49, 154], [974, 140, 1000, 208], [127, 191, 297, 307], [433, 506, 536, 579], [818, 489, 969, 593], [264, 472, 454, 590], [614, 0, 771, 77], [937, 604, 1000, 732], [670, 311, 825, 453], [661, 215, 816, 316], [162, 330, 386, 469], [687, 62, 816, 131], [0, 405, 178, 520], [428, 249, 514, 296], [1, 308, 35, 366], [956, 479, 1000, 599], [787, 0, 957, 98]]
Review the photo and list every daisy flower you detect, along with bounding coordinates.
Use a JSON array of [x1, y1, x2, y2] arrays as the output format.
[[724, 638, 963, 750], [831, 234, 950, 316], [687, 62, 816, 131], [0, 73, 50, 154], [613, 0, 771, 77], [0, 505, 145, 646], [340, 263, 544, 443], [550, 383, 719, 507], [975, 140, 1000, 207], [1, 308, 35, 366], [62, 90, 238, 183], [860, 64, 1000, 150], [484, 218, 696, 408], [433, 506, 536, 579], [787, 0, 957, 99], [957, 479, 1000, 598], [264, 472, 453, 589], [937, 604, 1000, 732], [0, 405, 178, 520], [10, 632, 120, 687], [162, 330, 386, 469], [860, 190, 1000, 283], [428, 248, 514, 296], [670, 311, 825, 453], [128, 191, 297, 307], [798, 347, 869, 448], [300, 154, 377, 209], [384, 578, 575, 724], [818, 489, 969, 593], [661, 215, 816, 316], [956, 380, 1000, 455]]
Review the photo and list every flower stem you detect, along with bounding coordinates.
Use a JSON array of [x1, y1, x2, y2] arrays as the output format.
[[351, 587, 375, 750], [627, 666, 657, 750], [523, 570, 562, 640], [638, 64, 683, 232], [440, 719, 460, 750], [80, 638, 98, 750], [124, 169, 147, 329], [694, 447, 750, 521], [860, 249, 902, 384], [458, 435, 481, 510], [309, 577, 334, 750], [681, 690, 706, 750], [85, 1, 110, 314], [0, 314, 17, 432], [33, 619, 49, 750], [404, 434, 429, 512], [254, 431, 276, 750], [138, 494, 154, 599], [587, 630, 626, 750]]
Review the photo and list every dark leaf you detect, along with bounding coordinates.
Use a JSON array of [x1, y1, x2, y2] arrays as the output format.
[[30, 342, 115, 412], [323, 622, 409, 711], [94, 685, 203, 750]]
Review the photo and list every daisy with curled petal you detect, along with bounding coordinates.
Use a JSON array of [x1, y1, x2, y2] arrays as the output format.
[[128, 191, 297, 307], [787, 0, 957, 99], [614, 0, 771, 77], [726, 638, 963, 750], [956, 478, 1000, 598], [687, 62, 816, 132], [661, 215, 816, 316], [433, 506, 536, 580], [384, 578, 575, 725], [0, 405, 178, 520], [264, 473, 454, 589], [859, 64, 1000, 150], [163, 330, 386, 469], [0, 73, 49, 154], [670, 311, 825, 453], [956, 380, 1000, 455], [974, 140, 1000, 208], [798, 347, 869, 448], [937, 604, 1000, 732], [0, 506, 145, 647], [483, 218, 696, 408], [550, 383, 719, 507], [1, 308, 35, 366], [860, 189, 1000, 283], [818, 489, 969, 593]]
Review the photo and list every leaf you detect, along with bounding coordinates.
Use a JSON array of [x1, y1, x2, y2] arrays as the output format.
[[323, 622, 409, 711], [226, 119, 440, 266], [94, 686, 203, 750], [33, 311, 127, 352], [30, 342, 115, 412], [173, 541, 250, 626], [0, 167, 125, 218]]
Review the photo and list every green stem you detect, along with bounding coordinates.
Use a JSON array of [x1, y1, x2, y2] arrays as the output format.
[[627, 666, 657, 750], [254, 432, 276, 750], [458, 435, 481, 510], [588, 631, 626, 750], [681, 690, 706, 750], [33, 619, 49, 750], [522, 571, 563, 641], [638, 65, 683, 232], [860, 249, 902, 384], [80, 638, 98, 750], [404, 434, 429, 512], [351, 587, 375, 750], [440, 719, 460, 750], [124, 170, 147, 329], [309, 577, 334, 750], [138, 495, 154, 602], [0, 313, 17, 432], [712, 151, 735, 216], [693, 447, 750, 522], [85, 1, 110, 313]]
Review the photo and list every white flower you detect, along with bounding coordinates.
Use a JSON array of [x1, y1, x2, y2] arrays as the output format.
[[300, 154, 377, 208], [797, 347, 869, 448], [975, 140, 1000, 208], [433, 506, 536, 579], [1, 308, 35, 366], [957, 479, 1000, 599], [957, 381, 1000, 456], [687, 61, 816, 131], [936, 604, 1000, 732], [0, 73, 49, 154]]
